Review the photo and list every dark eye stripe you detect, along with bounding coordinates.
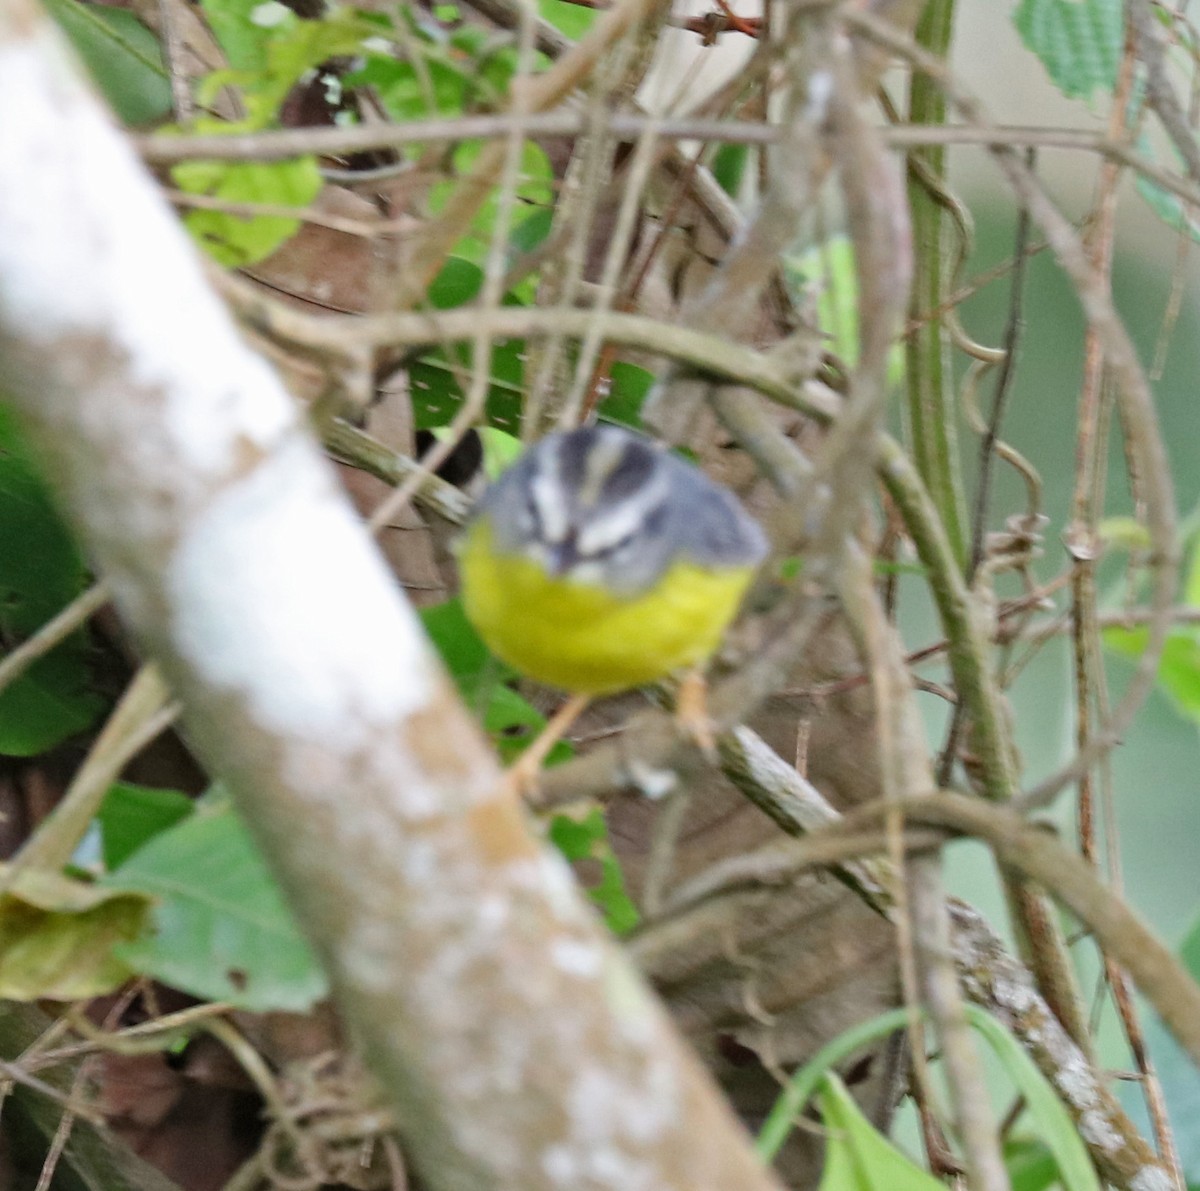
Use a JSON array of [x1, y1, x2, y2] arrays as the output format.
[[598, 439, 657, 505], [555, 428, 594, 491]]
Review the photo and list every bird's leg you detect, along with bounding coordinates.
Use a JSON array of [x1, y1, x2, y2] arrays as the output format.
[[675, 668, 718, 761], [503, 692, 590, 798]]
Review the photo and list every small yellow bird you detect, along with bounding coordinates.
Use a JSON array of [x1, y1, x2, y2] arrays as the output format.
[[458, 424, 767, 771]]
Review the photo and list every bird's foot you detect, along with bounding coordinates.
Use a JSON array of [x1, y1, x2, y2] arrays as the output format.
[[675, 669, 718, 762]]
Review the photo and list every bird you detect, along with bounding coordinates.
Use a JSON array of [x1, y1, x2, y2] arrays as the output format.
[[457, 423, 768, 786]]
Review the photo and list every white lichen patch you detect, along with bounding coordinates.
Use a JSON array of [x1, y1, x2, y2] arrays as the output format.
[[169, 436, 435, 749], [551, 938, 603, 979], [1132, 1167, 1177, 1191], [0, 35, 293, 475], [572, 1059, 679, 1146], [1052, 1047, 1100, 1110], [1077, 1109, 1122, 1153]]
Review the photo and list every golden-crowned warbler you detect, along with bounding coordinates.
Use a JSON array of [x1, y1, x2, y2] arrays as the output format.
[[459, 424, 767, 698]]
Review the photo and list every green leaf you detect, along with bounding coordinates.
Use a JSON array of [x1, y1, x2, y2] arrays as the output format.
[[598, 361, 654, 429], [427, 140, 554, 259], [0, 402, 102, 756], [421, 597, 511, 689], [408, 341, 525, 436], [1013, 0, 1122, 100], [787, 236, 904, 382], [0, 865, 149, 1000], [711, 142, 750, 197], [817, 1074, 943, 1191], [509, 207, 554, 257], [963, 1006, 1101, 1191], [1005, 1137, 1063, 1191], [548, 808, 639, 934], [758, 1007, 913, 1162], [172, 156, 322, 267], [201, 0, 284, 71], [97, 782, 195, 869], [1098, 514, 1153, 552], [428, 257, 484, 309], [0, 672, 101, 758], [1105, 625, 1200, 723], [477, 427, 523, 480], [538, 0, 596, 38], [1181, 915, 1200, 981], [103, 799, 328, 1011], [1185, 537, 1200, 608], [481, 684, 570, 765], [1137, 174, 1200, 246], [45, 0, 172, 126], [760, 1006, 1100, 1191], [353, 52, 467, 121], [418, 599, 564, 762]]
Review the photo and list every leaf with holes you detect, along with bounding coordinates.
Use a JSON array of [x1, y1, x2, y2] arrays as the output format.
[[103, 795, 328, 1011]]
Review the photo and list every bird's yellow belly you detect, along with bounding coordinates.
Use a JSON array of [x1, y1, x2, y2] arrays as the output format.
[[459, 521, 754, 695]]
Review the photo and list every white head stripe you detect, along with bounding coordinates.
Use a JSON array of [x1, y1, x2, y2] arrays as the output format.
[[530, 464, 568, 544]]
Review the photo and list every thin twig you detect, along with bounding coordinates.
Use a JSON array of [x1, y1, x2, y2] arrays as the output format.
[[0, 582, 109, 697]]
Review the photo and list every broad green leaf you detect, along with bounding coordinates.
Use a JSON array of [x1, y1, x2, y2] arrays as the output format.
[[509, 208, 554, 257], [201, 0, 285, 70], [758, 1007, 912, 1162], [1105, 626, 1200, 723], [103, 800, 328, 1011], [408, 341, 525, 435], [477, 427, 523, 480], [1185, 537, 1200, 609], [45, 0, 172, 125], [1181, 916, 1200, 981], [1137, 174, 1200, 246], [1013, 0, 1122, 100], [428, 257, 484, 309], [1098, 514, 1153, 552], [1006, 1137, 1063, 1191], [0, 672, 101, 758], [482, 684, 574, 766], [712, 142, 750, 197], [787, 236, 904, 382], [817, 1074, 943, 1191], [97, 783, 195, 869], [598, 361, 654, 429], [0, 402, 102, 756], [172, 156, 322, 267], [964, 1006, 1100, 1191], [418, 599, 566, 761], [539, 0, 595, 38], [0, 865, 148, 1000], [549, 808, 638, 934], [427, 140, 554, 261], [761, 1007, 1100, 1191], [421, 597, 511, 689], [352, 53, 468, 121]]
